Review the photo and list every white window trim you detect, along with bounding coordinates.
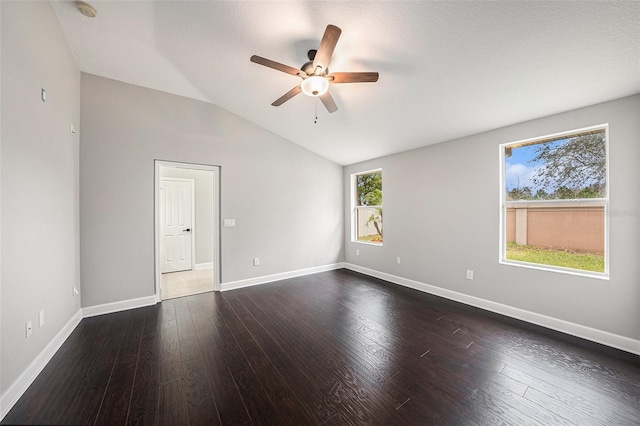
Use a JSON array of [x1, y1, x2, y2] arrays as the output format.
[[498, 124, 609, 279], [351, 168, 383, 246]]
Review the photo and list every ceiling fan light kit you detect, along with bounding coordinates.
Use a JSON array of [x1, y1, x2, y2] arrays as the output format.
[[250, 24, 379, 113], [301, 76, 329, 97]]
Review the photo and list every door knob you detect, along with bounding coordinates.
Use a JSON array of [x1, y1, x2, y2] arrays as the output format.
[[183, 228, 191, 232]]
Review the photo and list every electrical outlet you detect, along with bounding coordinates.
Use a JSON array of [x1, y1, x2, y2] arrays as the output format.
[[73, 286, 79, 297], [39, 310, 45, 327], [253, 257, 260, 266], [466, 270, 474, 280], [356, 249, 360, 256], [26, 321, 33, 338], [397, 257, 401, 264]]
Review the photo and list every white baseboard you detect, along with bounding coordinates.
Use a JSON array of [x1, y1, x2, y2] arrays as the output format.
[[195, 262, 213, 270], [0, 309, 83, 420], [221, 263, 346, 291], [82, 295, 157, 318], [344, 263, 640, 356]]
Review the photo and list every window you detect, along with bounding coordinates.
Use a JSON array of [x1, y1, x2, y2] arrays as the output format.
[[352, 169, 383, 245], [500, 125, 608, 276]]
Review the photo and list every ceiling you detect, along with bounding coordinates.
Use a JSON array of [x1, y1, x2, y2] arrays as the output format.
[[50, 1, 640, 166]]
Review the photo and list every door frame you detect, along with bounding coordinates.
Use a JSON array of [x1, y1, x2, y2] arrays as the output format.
[[160, 177, 196, 273], [154, 160, 221, 302]]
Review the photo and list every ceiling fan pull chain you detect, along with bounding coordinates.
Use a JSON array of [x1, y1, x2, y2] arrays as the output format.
[[314, 102, 318, 124]]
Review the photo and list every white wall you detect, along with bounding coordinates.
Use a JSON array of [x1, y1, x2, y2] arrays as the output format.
[[1, 0, 81, 398], [80, 73, 344, 308], [344, 95, 640, 347], [160, 167, 214, 266]]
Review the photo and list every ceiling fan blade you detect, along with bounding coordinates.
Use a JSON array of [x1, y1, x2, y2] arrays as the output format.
[[328, 72, 379, 83], [272, 85, 302, 106], [251, 55, 305, 77], [312, 25, 341, 74], [320, 91, 338, 113]]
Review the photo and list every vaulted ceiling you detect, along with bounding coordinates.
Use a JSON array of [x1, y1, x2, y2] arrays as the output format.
[[51, 1, 640, 165]]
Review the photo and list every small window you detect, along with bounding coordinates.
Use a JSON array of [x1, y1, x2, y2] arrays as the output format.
[[352, 169, 383, 245], [500, 125, 608, 276]]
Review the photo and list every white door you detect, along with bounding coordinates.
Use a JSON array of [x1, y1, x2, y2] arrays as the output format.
[[160, 179, 193, 273]]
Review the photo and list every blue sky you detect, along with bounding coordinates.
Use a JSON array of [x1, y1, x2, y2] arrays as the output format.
[[504, 139, 567, 191], [505, 145, 541, 191]]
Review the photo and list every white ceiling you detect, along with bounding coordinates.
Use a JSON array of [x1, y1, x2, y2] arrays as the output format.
[[50, 1, 640, 165]]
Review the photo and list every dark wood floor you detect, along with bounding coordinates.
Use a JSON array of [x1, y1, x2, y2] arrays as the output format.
[[3, 269, 639, 425]]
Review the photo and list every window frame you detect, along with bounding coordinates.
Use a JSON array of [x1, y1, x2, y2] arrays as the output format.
[[498, 124, 609, 279], [351, 168, 383, 246]]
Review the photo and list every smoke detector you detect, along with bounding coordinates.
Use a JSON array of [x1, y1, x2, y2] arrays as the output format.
[[75, 1, 97, 18]]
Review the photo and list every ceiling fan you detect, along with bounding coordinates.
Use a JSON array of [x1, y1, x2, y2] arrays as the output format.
[[250, 24, 379, 113]]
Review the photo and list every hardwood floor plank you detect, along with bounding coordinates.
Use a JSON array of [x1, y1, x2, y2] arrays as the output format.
[[217, 295, 261, 352], [63, 310, 132, 425], [174, 296, 201, 362], [95, 307, 146, 425], [393, 356, 512, 425], [317, 378, 396, 425], [182, 354, 221, 425], [501, 364, 640, 425], [0, 321, 96, 424], [242, 344, 318, 424], [453, 310, 640, 410], [523, 386, 609, 426], [239, 287, 432, 424], [480, 379, 575, 426], [238, 294, 335, 388], [248, 280, 498, 426], [250, 327, 339, 423], [3, 269, 639, 426], [159, 321, 183, 384], [211, 298, 285, 425], [158, 379, 189, 425], [126, 305, 161, 425], [36, 314, 116, 424], [191, 295, 252, 425], [223, 295, 267, 341], [196, 333, 252, 425]]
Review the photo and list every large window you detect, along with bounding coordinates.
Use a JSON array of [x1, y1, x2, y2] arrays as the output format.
[[500, 125, 608, 276], [352, 169, 383, 245]]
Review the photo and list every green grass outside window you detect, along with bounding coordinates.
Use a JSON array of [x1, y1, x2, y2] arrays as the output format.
[[506, 242, 605, 273]]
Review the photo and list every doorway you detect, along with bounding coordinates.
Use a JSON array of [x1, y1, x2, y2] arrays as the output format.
[[154, 161, 221, 302]]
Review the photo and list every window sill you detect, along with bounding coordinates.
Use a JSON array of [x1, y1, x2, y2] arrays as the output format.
[[353, 240, 383, 247], [499, 259, 609, 280]]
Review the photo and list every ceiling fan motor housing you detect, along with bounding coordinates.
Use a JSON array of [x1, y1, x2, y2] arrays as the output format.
[[302, 61, 328, 76], [302, 50, 328, 76], [301, 60, 314, 75]]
